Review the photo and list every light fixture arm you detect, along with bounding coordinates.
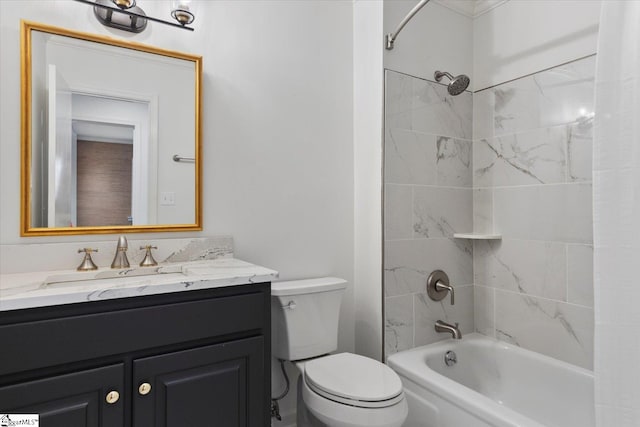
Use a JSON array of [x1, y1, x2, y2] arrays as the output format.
[[74, 0, 194, 32]]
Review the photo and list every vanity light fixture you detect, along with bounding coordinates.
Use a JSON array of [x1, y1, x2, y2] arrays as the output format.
[[74, 0, 196, 33]]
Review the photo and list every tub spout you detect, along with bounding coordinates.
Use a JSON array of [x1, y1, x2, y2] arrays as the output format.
[[435, 320, 462, 339]]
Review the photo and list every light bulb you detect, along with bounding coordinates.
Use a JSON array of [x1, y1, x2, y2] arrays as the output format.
[[171, 0, 195, 25], [112, 0, 136, 9]]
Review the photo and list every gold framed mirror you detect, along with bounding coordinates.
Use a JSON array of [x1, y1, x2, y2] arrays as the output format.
[[20, 20, 202, 236]]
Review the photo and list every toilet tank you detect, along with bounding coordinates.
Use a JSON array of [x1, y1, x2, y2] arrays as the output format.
[[271, 277, 347, 361]]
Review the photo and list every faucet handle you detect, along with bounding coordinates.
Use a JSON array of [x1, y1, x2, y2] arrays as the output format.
[[427, 270, 455, 305], [78, 248, 98, 254], [77, 248, 99, 271], [139, 245, 158, 267], [435, 280, 455, 305]]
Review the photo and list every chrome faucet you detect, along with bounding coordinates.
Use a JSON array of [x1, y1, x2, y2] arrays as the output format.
[[111, 236, 130, 269], [435, 320, 462, 339]]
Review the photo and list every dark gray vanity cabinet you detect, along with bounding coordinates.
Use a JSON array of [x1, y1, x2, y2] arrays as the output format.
[[0, 283, 270, 427], [0, 364, 125, 426], [133, 337, 263, 427]]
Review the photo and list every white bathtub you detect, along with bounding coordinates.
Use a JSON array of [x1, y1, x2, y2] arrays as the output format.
[[387, 333, 594, 427]]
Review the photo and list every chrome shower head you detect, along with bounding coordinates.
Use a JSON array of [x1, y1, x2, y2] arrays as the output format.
[[434, 70, 470, 96]]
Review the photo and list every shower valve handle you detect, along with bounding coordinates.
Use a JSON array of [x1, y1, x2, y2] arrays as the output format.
[[427, 270, 455, 305], [435, 280, 455, 305]]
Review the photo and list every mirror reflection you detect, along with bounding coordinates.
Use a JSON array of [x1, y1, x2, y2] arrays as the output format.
[[23, 22, 201, 235]]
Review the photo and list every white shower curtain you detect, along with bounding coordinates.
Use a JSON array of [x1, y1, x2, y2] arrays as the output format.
[[593, 1, 640, 426]]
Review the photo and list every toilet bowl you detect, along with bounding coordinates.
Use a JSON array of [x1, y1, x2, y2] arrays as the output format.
[[297, 353, 408, 427], [271, 277, 408, 427]]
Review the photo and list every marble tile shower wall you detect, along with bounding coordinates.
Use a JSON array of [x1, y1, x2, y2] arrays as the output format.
[[472, 56, 595, 370], [384, 70, 474, 358]]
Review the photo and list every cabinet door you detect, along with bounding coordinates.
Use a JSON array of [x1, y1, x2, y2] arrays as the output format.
[[0, 364, 124, 427], [133, 337, 264, 427]]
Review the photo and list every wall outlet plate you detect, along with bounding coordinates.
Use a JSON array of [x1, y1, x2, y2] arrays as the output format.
[[160, 192, 175, 206]]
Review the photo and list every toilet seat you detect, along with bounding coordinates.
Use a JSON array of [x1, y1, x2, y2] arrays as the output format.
[[303, 353, 404, 409]]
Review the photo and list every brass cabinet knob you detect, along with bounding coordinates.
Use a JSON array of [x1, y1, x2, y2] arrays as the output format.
[[138, 382, 152, 396], [105, 390, 120, 404]]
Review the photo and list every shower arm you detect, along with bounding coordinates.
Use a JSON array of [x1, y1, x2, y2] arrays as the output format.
[[385, 0, 431, 50]]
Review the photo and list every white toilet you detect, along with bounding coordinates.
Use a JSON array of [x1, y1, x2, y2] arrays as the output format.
[[271, 277, 408, 427]]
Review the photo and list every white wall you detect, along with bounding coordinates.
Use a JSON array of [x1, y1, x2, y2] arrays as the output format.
[[353, 0, 384, 361], [384, 0, 473, 87], [473, 0, 601, 90]]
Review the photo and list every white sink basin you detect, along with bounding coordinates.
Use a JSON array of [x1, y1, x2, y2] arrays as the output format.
[[42, 260, 213, 286]]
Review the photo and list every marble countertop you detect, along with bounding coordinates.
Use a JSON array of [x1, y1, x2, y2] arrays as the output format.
[[0, 258, 278, 312]]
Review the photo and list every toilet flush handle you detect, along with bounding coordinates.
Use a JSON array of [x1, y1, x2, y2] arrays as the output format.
[[283, 300, 297, 310]]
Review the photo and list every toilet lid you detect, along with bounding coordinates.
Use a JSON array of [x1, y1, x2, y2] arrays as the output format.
[[304, 353, 403, 405]]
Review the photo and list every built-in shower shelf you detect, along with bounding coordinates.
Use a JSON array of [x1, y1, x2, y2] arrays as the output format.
[[453, 233, 502, 240]]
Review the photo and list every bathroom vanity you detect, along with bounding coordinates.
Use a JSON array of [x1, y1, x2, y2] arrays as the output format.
[[0, 258, 277, 427]]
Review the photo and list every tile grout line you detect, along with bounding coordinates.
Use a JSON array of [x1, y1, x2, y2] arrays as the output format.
[[492, 286, 496, 338], [566, 244, 570, 304], [471, 119, 590, 141], [385, 182, 473, 190], [485, 285, 594, 310], [411, 292, 416, 349], [385, 237, 594, 245], [386, 126, 474, 143], [410, 185, 415, 240], [472, 53, 597, 93], [473, 182, 593, 190]]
